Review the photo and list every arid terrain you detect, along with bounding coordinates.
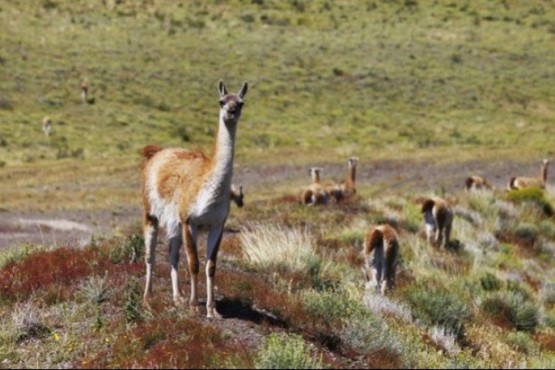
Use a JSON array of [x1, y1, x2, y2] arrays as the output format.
[[0, 157, 535, 251]]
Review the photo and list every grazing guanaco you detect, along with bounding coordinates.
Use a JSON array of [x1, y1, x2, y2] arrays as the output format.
[[301, 167, 330, 205], [42, 117, 52, 137], [81, 79, 88, 103], [508, 159, 550, 190], [363, 224, 399, 295], [421, 196, 453, 249], [330, 156, 359, 202], [465, 175, 492, 191], [141, 80, 248, 318]]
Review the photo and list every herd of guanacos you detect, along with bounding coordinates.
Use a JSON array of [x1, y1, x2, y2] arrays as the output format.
[[298, 156, 550, 296], [39, 80, 550, 314]]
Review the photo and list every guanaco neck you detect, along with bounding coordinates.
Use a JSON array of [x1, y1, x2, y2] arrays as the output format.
[[207, 113, 238, 196], [542, 161, 549, 184], [348, 162, 356, 185], [311, 169, 321, 183]]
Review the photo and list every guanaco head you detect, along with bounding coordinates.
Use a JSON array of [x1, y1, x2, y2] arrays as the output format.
[[421, 198, 436, 214], [219, 80, 248, 125], [348, 156, 359, 168], [308, 167, 323, 183]]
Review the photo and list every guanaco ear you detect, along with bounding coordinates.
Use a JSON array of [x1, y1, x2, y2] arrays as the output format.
[[239, 185, 243, 195], [238, 81, 248, 99], [219, 80, 228, 97]]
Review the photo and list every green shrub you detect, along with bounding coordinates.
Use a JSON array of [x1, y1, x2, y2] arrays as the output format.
[[241, 222, 319, 273], [514, 223, 539, 242], [255, 333, 324, 369], [506, 280, 534, 301], [340, 311, 405, 360], [78, 274, 109, 305], [481, 291, 539, 332], [301, 289, 363, 324], [505, 331, 538, 355], [405, 286, 470, 342], [480, 272, 502, 291], [540, 220, 555, 240], [542, 312, 555, 328], [109, 234, 145, 264], [540, 282, 555, 307], [122, 277, 143, 323], [506, 187, 554, 216]]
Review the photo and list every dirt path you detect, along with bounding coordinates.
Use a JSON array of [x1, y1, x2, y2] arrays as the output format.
[[0, 157, 541, 251]]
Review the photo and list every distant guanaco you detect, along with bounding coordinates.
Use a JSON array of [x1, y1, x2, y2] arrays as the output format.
[[81, 79, 88, 103], [465, 175, 492, 191], [42, 117, 52, 137], [421, 196, 453, 249], [301, 167, 330, 205], [329, 157, 358, 203], [508, 159, 550, 190]]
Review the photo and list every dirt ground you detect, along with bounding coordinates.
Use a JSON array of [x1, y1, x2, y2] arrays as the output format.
[[0, 157, 540, 251]]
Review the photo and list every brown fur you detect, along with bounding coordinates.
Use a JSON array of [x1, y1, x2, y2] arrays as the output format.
[[363, 224, 399, 295], [301, 167, 329, 205], [330, 157, 358, 202], [508, 159, 550, 190], [465, 175, 492, 190], [421, 196, 453, 249], [141, 80, 248, 319], [141, 145, 164, 160]]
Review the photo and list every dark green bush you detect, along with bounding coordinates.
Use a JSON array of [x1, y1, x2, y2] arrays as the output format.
[[405, 286, 470, 341], [506, 187, 554, 216], [480, 272, 502, 291], [481, 291, 539, 332]]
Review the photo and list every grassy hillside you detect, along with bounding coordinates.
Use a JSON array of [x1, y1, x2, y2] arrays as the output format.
[[3, 185, 555, 368], [0, 0, 554, 166], [2, 0, 555, 368]]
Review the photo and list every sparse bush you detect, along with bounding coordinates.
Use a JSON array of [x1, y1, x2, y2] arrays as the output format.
[[241, 222, 319, 273], [506, 187, 554, 216], [505, 331, 538, 355], [122, 277, 143, 323], [506, 279, 534, 301], [109, 234, 145, 264], [10, 301, 50, 343], [543, 312, 555, 328], [363, 293, 412, 323], [429, 326, 460, 355], [0, 244, 37, 269], [405, 285, 470, 342], [340, 311, 406, 361], [302, 288, 362, 324], [481, 291, 539, 332], [480, 272, 502, 291], [255, 333, 323, 369], [477, 231, 499, 250], [79, 273, 109, 305], [540, 220, 555, 240], [514, 223, 539, 243], [540, 282, 555, 307]]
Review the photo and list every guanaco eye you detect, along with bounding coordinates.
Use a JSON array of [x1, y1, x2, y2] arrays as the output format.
[[219, 100, 225, 107]]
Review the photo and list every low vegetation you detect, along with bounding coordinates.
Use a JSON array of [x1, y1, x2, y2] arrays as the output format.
[[1, 183, 555, 368], [2, 0, 555, 368]]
